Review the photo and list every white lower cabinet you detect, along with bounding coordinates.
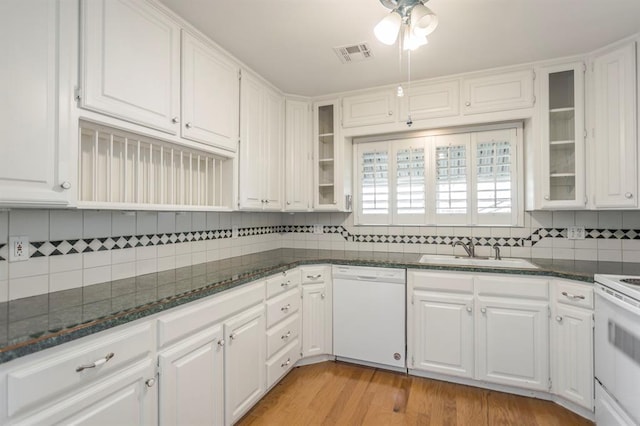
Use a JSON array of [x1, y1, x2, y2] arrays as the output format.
[[409, 271, 550, 393], [301, 266, 333, 358], [550, 280, 594, 411], [224, 304, 266, 425], [411, 286, 474, 378], [158, 326, 224, 426]]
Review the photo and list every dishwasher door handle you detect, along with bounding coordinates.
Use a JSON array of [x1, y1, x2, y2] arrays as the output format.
[[356, 275, 378, 281]]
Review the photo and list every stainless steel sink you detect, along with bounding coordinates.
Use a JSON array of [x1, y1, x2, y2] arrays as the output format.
[[417, 254, 539, 269]]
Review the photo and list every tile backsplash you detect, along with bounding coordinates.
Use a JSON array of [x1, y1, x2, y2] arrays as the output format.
[[1, 209, 640, 302]]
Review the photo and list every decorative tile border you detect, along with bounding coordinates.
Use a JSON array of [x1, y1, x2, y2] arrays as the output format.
[[1, 225, 640, 262]]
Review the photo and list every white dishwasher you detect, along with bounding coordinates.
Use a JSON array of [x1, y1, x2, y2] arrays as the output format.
[[332, 265, 406, 370]]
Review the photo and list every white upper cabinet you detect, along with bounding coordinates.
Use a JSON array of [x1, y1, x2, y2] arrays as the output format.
[[591, 42, 637, 208], [181, 31, 239, 152], [285, 99, 312, 211], [0, 0, 77, 206], [400, 80, 460, 121], [342, 90, 397, 127], [462, 69, 534, 115], [239, 70, 284, 211], [537, 62, 586, 209], [82, 0, 181, 134]]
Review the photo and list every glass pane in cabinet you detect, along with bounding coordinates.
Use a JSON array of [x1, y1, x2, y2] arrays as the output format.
[[550, 143, 575, 175], [550, 176, 576, 200], [550, 109, 575, 142], [319, 135, 334, 160], [319, 186, 335, 204], [549, 70, 574, 109], [318, 105, 334, 135]]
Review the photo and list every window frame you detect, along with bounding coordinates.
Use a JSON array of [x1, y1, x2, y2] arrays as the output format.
[[353, 122, 524, 227]]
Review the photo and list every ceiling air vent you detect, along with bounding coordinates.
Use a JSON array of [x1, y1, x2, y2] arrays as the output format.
[[333, 43, 373, 64]]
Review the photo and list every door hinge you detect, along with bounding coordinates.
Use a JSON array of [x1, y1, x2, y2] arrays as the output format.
[[532, 71, 536, 80], [411, 295, 414, 305], [533, 95, 536, 105], [584, 129, 588, 139], [74, 87, 82, 101], [238, 69, 242, 81], [547, 306, 551, 318], [548, 377, 552, 391], [411, 356, 415, 367], [582, 62, 587, 73]]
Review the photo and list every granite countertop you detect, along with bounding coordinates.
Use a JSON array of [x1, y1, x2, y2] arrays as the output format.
[[2, 248, 640, 364]]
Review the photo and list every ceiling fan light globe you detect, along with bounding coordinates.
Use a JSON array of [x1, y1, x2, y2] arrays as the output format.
[[403, 30, 428, 51], [411, 4, 438, 37], [374, 11, 402, 45]]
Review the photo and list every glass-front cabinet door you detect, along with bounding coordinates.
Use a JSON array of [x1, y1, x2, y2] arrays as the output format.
[[313, 100, 343, 210], [538, 62, 585, 208]]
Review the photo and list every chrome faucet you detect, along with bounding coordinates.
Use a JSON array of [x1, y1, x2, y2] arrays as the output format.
[[452, 240, 475, 258], [492, 244, 502, 260]]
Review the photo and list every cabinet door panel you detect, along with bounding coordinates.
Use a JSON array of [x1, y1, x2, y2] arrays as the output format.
[[158, 326, 224, 426], [302, 283, 328, 357], [552, 304, 593, 410], [285, 99, 312, 210], [239, 73, 265, 209], [592, 42, 637, 208], [0, 0, 75, 205], [181, 32, 239, 152], [263, 88, 284, 210], [82, 0, 180, 134], [224, 305, 265, 425], [400, 80, 460, 121], [476, 297, 549, 391], [16, 359, 156, 425], [463, 70, 534, 114], [342, 91, 396, 127], [412, 291, 474, 378]]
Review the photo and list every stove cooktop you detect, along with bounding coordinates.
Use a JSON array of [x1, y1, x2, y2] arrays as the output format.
[[595, 274, 640, 301]]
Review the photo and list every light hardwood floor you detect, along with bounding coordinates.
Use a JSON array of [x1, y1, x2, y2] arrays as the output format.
[[238, 361, 593, 426]]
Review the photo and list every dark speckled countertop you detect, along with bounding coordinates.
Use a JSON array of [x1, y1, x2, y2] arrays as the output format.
[[2, 248, 640, 364]]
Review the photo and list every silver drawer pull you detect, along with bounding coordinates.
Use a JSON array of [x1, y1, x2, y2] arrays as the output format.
[[281, 331, 291, 340], [76, 352, 114, 372], [281, 304, 291, 312], [562, 291, 585, 300], [307, 274, 322, 280], [281, 358, 291, 368], [281, 281, 290, 287]]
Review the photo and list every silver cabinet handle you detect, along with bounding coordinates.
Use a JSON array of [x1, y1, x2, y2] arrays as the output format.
[[625, 192, 633, 199], [145, 378, 156, 388], [307, 274, 322, 280], [465, 101, 471, 107], [556, 316, 563, 322], [544, 195, 550, 200], [185, 122, 193, 129], [321, 293, 325, 299], [466, 306, 472, 313], [281, 358, 291, 368], [287, 201, 291, 205], [281, 281, 290, 288], [217, 339, 225, 348], [172, 116, 180, 124], [388, 110, 393, 116], [229, 333, 237, 340], [480, 307, 487, 314], [281, 304, 291, 312], [76, 352, 114, 372], [561, 291, 585, 300], [60, 181, 71, 190], [281, 331, 291, 340]]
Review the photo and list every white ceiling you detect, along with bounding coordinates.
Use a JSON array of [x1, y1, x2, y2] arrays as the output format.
[[158, 0, 640, 97]]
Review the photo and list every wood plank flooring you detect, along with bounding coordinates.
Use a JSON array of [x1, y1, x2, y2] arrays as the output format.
[[238, 361, 593, 426]]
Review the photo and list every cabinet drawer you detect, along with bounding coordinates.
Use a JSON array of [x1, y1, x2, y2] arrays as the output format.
[[553, 280, 593, 309], [266, 339, 300, 389], [157, 280, 264, 348], [266, 269, 301, 299], [7, 322, 154, 417], [266, 288, 301, 328], [301, 266, 329, 284], [266, 313, 300, 359]]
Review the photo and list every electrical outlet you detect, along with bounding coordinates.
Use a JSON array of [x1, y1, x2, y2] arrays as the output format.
[[9, 236, 29, 262], [313, 224, 323, 234], [232, 226, 239, 239], [567, 226, 585, 240]]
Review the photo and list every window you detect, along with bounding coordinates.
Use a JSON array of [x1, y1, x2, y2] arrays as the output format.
[[355, 124, 523, 226]]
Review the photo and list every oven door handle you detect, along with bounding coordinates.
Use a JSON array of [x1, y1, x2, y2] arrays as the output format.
[[595, 285, 640, 316]]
